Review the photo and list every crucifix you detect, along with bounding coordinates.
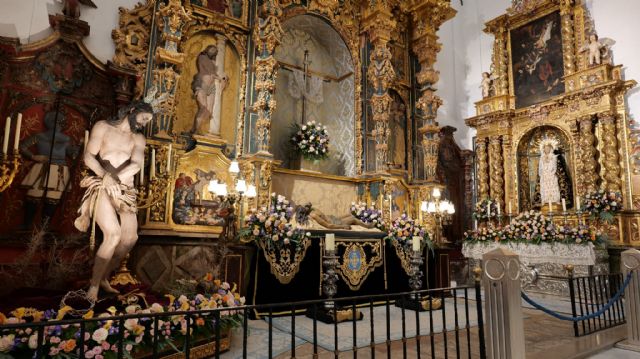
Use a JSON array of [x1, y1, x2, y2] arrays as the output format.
[[278, 49, 354, 124]]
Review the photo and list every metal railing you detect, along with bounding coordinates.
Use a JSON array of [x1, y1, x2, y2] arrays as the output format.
[[568, 272, 627, 337], [0, 284, 486, 358]]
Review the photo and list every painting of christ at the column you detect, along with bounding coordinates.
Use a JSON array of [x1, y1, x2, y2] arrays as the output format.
[[510, 11, 565, 108]]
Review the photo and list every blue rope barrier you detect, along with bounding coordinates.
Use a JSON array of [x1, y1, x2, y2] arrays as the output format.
[[520, 272, 633, 322]]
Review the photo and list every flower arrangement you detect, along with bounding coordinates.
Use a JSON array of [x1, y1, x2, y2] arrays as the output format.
[[463, 225, 506, 243], [385, 214, 433, 252], [464, 210, 601, 245], [350, 202, 385, 230], [290, 121, 330, 161], [0, 278, 244, 358], [473, 198, 499, 221], [504, 210, 557, 243], [584, 190, 623, 223], [242, 193, 311, 250]]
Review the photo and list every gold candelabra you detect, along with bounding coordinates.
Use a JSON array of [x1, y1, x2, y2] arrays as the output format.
[[421, 187, 455, 244], [0, 154, 21, 192]]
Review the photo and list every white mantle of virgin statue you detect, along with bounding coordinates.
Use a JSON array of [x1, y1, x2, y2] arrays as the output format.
[[462, 241, 596, 266]]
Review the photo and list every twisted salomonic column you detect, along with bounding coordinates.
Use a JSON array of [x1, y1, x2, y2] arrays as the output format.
[[363, 2, 396, 172], [579, 115, 598, 194], [476, 138, 490, 200], [489, 136, 505, 210], [560, 0, 577, 76], [252, 0, 283, 154], [409, 1, 456, 182], [599, 112, 622, 192]]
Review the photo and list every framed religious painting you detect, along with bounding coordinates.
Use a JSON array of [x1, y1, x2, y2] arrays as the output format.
[[509, 10, 565, 108]]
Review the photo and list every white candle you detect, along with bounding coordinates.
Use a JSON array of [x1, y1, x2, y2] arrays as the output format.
[[139, 150, 145, 185], [474, 219, 478, 229], [2, 117, 10, 154], [576, 197, 581, 211], [325, 233, 335, 251], [508, 201, 512, 214], [497, 204, 501, 216], [388, 195, 393, 221], [412, 236, 421, 252], [562, 198, 567, 212], [13, 113, 21, 151], [167, 144, 172, 172], [84, 130, 89, 152], [150, 148, 156, 178], [548, 201, 553, 213], [486, 201, 491, 218]]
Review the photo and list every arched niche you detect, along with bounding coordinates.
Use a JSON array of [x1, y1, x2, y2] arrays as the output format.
[[174, 31, 242, 152], [517, 125, 574, 211], [271, 14, 355, 176]]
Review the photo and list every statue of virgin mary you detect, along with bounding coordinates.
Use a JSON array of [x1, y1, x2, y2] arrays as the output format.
[[534, 139, 573, 207]]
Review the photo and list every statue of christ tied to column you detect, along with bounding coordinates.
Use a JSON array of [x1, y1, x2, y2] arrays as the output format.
[[74, 101, 153, 301]]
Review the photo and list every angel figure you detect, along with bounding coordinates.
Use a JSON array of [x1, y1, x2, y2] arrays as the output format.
[[480, 72, 498, 98], [580, 34, 615, 66]]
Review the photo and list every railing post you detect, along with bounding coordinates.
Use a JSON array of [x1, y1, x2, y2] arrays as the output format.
[[482, 248, 525, 359], [617, 249, 640, 351], [566, 264, 580, 337]]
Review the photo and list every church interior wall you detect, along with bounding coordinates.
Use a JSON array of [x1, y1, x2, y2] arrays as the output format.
[[436, 0, 640, 150], [0, 0, 141, 63]]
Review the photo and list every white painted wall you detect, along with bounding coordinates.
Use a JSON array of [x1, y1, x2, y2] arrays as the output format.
[[436, 0, 640, 149], [0, 0, 141, 63]]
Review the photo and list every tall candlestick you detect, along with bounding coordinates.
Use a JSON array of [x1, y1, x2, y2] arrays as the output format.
[[13, 113, 21, 151], [167, 144, 172, 172], [139, 150, 145, 185], [84, 130, 89, 152], [2, 117, 10, 155], [548, 201, 553, 213], [150, 148, 156, 178], [325, 233, 335, 251], [412, 236, 421, 252], [576, 197, 581, 211], [561, 198, 566, 212]]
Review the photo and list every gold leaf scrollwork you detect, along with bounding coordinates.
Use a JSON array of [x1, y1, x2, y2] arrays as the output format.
[[258, 238, 311, 285], [390, 239, 414, 276], [335, 241, 384, 291]]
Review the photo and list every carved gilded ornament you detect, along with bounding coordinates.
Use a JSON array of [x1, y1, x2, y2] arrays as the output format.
[[599, 112, 622, 192], [578, 116, 598, 193], [111, 0, 155, 98], [489, 136, 505, 208], [476, 139, 489, 200]]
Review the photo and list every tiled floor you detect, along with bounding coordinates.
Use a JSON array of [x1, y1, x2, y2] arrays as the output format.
[[588, 348, 640, 358], [270, 306, 627, 358]]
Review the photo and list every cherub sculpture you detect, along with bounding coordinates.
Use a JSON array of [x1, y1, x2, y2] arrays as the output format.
[[580, 34, 615, 66], [480, 72, 498, 98]]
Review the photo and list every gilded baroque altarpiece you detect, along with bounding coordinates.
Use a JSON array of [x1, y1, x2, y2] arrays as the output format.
[[109, 0, 457, 240], [466, 0, 639, 246]]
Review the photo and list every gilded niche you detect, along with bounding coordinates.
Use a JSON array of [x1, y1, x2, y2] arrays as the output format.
[[174, 32, 241, 146]]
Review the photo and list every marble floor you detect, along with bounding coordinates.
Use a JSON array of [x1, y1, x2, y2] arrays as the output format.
[[219, 297, 631, 358]]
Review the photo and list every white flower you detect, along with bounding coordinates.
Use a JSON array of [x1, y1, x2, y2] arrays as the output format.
[[28, 334, 38, 349], [310, 135, 315, 141], [92, 328, 109, 343], [284, 238, 290, 244], [302, 125, 307, 130]]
